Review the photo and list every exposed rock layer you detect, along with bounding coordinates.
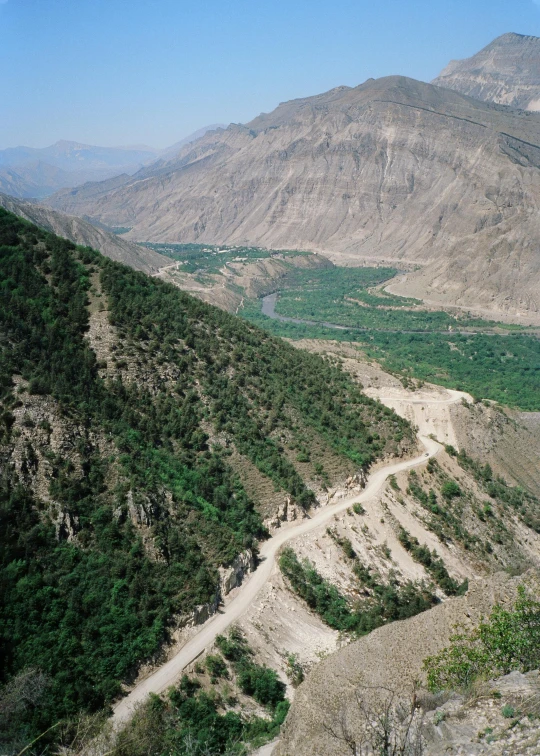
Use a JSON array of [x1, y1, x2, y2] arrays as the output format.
[[47, 76, 540, 321], [433, 33, 540, 111]]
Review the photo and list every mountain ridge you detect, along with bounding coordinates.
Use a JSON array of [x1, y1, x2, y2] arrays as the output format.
[[0, 193, 170, 273], [432, 32, 540, 111], [0, 126, 226, 199], [46, 74, 540, 322]]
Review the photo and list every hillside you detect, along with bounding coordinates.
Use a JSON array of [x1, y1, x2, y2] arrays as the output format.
[[276, 572, 540, 756], [433, 33, 540, 111], [0, 193, 170, 274], [0, 209, 415, 752], [47, 76, 540, 322]]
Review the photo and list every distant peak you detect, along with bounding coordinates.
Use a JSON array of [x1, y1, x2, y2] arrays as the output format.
[[487, 31, 540, 46]]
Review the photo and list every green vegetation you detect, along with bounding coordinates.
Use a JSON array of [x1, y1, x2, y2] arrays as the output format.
[[215, 628, 286, 709], [142, 242, 310, 274], [241, 282, 540, 410], [454, 449, 540, 533], [113, 673, 288, 756], [270, 266, 495, 331], [278, 547, 437, 635], [397, 527, 467, 596], [205, 655, 229, 682], [407, 468, 485, 552], [0, 208, 412, 751], [285, 653, 305, 687], [424, 586, 540, 692]]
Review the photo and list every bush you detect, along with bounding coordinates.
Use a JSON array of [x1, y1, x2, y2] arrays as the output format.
[[424, 586, 540, 692], [441, 480, 461, 501], [286, 653, 305, 687], [205, 654, 229, 681], [237, 664, 286, 708]]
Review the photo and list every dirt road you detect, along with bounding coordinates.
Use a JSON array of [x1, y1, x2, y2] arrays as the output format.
[[113, 434, 441, 725]]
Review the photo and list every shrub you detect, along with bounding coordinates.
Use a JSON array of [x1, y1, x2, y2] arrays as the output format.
[[424, 586, 540, 692], [441, 480, 461, 501], [205, 654, 229, 681], [286, 653, 305, 687]]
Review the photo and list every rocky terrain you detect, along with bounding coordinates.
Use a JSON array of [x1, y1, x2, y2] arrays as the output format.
[[276, 572, 539, 756], [0, 193, 169, 273], [46, 75, 540, 322], [433, 32, 540, 111]]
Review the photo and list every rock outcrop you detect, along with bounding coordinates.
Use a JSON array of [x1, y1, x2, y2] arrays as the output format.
[[433, 33, 540, 111]]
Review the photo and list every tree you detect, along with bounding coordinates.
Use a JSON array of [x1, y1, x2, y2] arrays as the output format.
[[323, 686, 425, 756]]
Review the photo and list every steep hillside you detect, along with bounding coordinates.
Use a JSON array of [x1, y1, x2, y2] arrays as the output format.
[[433, 33, 540, 111], [0, 209, 414, 751], [47, 76, 540, 321], [0, 193, 170, 274], [276, 572, 539, 756]]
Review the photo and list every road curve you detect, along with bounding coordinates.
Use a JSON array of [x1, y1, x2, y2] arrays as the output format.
[[113, 434, 441, 725]]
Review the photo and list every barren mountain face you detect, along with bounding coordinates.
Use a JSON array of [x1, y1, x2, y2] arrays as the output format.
[[432, 32, 540, 111], [47, 75, 540, 320]]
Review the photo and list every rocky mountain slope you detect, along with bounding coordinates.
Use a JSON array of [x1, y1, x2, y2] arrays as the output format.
[[432, 33, 540, 111], [47, 76, 540, 321], [102, 352, 540, 755], [0, 193, 169, 273], [276, 572, 539, 756], [0, 209, 415, 752]]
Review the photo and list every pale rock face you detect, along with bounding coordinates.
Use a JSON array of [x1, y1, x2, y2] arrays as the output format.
[[433, 33, 540, 111], [47, 76, 540, 321], [219, 549, 256, 596]]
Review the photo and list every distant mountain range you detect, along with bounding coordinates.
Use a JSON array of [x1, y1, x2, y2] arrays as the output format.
[[0, 125, 225, 199], [432, 32, 540, 111], [46, 66, 540, 322]]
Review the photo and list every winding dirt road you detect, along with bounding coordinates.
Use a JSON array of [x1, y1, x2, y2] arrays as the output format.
[[113, 434, 441, 725]]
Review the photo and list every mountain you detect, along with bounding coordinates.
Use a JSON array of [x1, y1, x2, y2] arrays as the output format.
[[432, 32, 540, 111], [0, 208, 414, 749], [0, 193, 170, 273], [0, 128, 226, 200], [159, 123, 226, 160], [47, 76, 540, 322], [0, 140, 161, 198]]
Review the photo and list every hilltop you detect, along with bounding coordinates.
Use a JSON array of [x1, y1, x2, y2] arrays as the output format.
[[433, 32, 540, 111]]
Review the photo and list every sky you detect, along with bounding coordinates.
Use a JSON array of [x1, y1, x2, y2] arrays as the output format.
[[1, 0, 540, 150]]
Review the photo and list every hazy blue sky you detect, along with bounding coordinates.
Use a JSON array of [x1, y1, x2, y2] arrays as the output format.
[[2, 0, 540, 149]]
